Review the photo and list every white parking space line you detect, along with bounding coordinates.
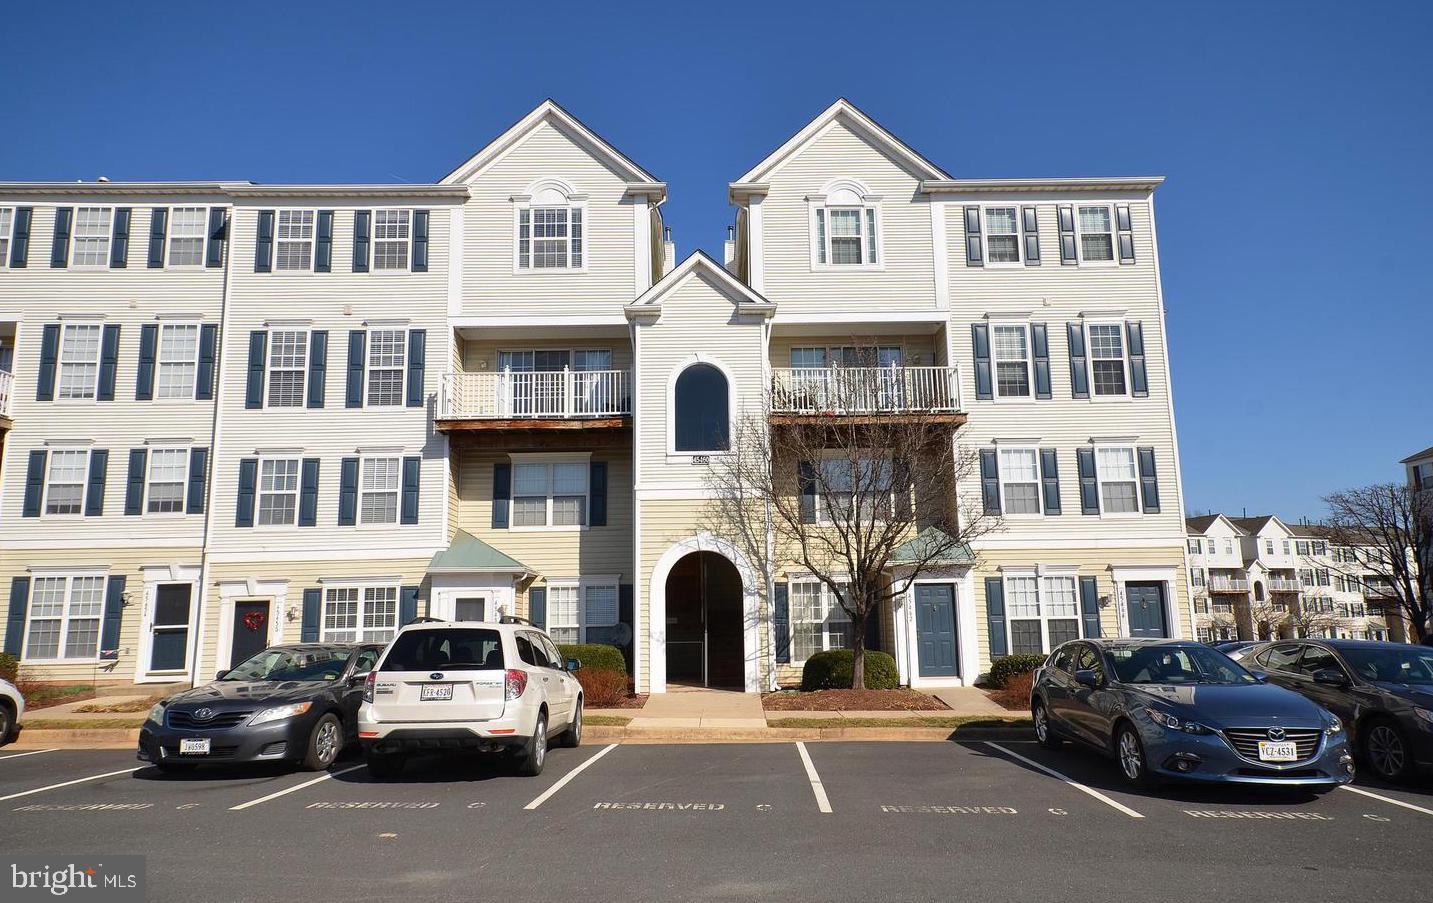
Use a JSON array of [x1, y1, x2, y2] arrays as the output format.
[[229, 764, 367, 811], [523, 743, 618, 811], [795, 742, 832, 814], [0, 749, 58, 762], [1341, 785, 1433, 816], [0, 767, 139, 802], [984, 742, 1144, 819]]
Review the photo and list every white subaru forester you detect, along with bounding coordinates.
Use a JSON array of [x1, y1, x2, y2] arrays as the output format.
[[358, 618, 584, 777]]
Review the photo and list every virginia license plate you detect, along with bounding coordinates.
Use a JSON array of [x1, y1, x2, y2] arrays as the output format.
[[179, 738, 211, 755], [420, 683, 453, 701], [1258, 740, 1298, 762]]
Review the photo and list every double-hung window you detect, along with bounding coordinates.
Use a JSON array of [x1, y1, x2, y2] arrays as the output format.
[[518, 206, 582, 270], [512, 459, 588, 528], [167, 207, 208, 267], [1094, 447, 1139, 514], [266, 331, 307, 407], [366, 329, 406, 406], [984, 207, 1021, 264], [1188, 538, 1201, 554], [997, 448, 1041, 515], [322, 585, 399, 643], [359, 457, 400, 525], [57, 323, 102, 400], [146, 448, 188, 514], [257, 458, 299, 526], [71, 207, 112, 268], [0, 207, 13, 265], [816, 207, 878, 266], [1192, 568, 1206, 588], [544, 580, 618, 644], [274, 210, 315, 271], [546, 584, 581, 644], [1296, 541, 1310, 556], [156, 324, 200, 399], [790, 580, 853, 663], [24, 574, 106, 660], [818, 457, 892, 522], [1076, 205, 1115, 263], [1087, 324, 1128, 397], [992, 324, 1031, 398], [1312, 541, 1326, 557], [44, 449, 90, 515], [1006, 573, 1080, 655], [372, 209, 411, 271]]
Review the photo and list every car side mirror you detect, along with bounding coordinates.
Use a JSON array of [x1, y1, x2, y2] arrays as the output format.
[[214, 670, 228, 680], [566, 658, 582, 672], [1074, 669, 1100, 689], [1313, 669, 1349, 688]]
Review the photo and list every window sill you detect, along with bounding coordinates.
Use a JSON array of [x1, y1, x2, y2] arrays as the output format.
[[513, 266, 590, 276], [808, 264, 886, 274], [19, 657, 101, 666], [510, 525, 589, 533]]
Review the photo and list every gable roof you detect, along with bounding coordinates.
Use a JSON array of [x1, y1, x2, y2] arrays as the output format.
[[732, 98, 951, 190], [428, 530, 533, 576], [1228, 514, 1294, 537], [624, 251, 776, 320], [1185, 513, 1245, 536], [439, 99, 662, 190], [1400, 444, 1433, 464]]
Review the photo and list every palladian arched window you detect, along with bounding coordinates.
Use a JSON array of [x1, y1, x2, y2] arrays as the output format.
[[674, 363, 729, 452]]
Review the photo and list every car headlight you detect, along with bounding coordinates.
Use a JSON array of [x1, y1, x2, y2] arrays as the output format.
[[1326, 714, 1345, 735], [1143, 706, 1212, 735], [247, 702, 313, 726], [1413, 707, 1433, 726], [147, 702, 167, 724]]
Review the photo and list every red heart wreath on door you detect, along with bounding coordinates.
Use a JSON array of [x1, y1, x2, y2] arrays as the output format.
[[242, 610, 267, 632]]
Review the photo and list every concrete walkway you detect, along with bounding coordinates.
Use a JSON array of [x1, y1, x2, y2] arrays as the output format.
[[926, 687, 1013, 717], [627, 686, 767, 729], [24, 695, 154, 723]]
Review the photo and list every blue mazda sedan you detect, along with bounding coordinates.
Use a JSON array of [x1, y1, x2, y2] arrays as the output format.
[[1030, 639, 1354, 790]]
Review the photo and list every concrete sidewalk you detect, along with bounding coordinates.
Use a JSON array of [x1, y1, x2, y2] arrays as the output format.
[[626, 686, 767, 729]]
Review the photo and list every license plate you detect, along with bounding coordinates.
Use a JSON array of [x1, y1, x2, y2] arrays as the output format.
[[420, 683, 453, 701], [1258, 740, 1298, 762], [179, 738, 211, 756]]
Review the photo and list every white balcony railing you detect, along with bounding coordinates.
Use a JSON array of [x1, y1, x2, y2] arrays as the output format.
[[0, 370, 11, 418], [440, 369, 631, 420], [1207, 577, 1250, 593], [771, 365, 962, 415], [1268, 578, 1302, 593]]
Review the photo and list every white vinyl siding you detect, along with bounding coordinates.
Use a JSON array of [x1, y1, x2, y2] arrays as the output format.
[[146, 448, 188, 514], [790, 580, 852, 663], [322, 585, 398, 643], [365, 329, 406, 407], [266, 331, 307, 408], [359, 457, 400, 525], [156, 324, 200, 399], [167, 207, 208, 267], [25, 575, 105, 660], [57, 323, 102, 400], [274, 210, 315, 272], [372, 209, 411, 271], [257, 458, 299, 526], [70, 207, 113, 268]]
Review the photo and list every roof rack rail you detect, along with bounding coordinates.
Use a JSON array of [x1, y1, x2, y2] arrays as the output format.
[[404, 616, 446, 625], [499, 615, 534, 626]]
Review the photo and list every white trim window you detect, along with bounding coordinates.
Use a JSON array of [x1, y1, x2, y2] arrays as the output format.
[[1087, 323, 1129, 397], [156, 323, 200, 399], [266, 330, 308, 408], [0, 207, 13, 266], [44, 449, 90, 516], [818, 457, 893, 523], [372, 209, 411, 271], [359, 456, 400, 525], [274, 210, 316, 272], [257, 458, 299, 526], [366, 329, 406, 407], [790, 580, 853, 663], [545, 579, 619, 644], [991, 324, 1032, 398], [145, 448, 188, 514], [1075, 205, 1115, 263], [512, 458, 588, 528], [811, 182, 880, 268], [166, 207, 208, 267], [1094, 447, 1139, 514], [322, 585, 399, 643], [57, 323, 102, 400], [984, 206, 1021, 264], [71, 207, 113, 268], [1187, 538, 1201, 554], [518, 206, 583, 270], [24, 574, 106, 660], [1006, 573, 1080, 655], [997, 447, 1041, 515]]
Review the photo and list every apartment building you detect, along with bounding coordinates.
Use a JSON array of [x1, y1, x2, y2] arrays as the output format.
[[0, 99, 1190, 693]]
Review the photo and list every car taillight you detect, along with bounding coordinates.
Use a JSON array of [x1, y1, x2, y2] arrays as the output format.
[[363, 672, 376, 703], [505, 668, 528, 701]]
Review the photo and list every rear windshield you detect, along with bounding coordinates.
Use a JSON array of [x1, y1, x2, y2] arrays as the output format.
[[381, 629, 504, 671]]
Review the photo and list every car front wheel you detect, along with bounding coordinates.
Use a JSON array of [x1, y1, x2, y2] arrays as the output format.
[[515, 713, 548, 776], [1363, 719, 1414, 783], [1116, 724, 1154, 788], [1033, 700, 1061, 749], [301, 714, 343, 772]]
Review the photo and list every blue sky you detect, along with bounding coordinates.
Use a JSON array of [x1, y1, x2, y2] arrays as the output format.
[[2, 1, 1429, 520]]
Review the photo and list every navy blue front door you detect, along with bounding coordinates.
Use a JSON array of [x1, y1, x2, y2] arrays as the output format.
[[1125, 582, 1169, 638], [915, 583, 958, 677]]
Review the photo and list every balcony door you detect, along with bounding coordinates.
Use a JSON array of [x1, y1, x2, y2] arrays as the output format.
[[498, 349, 612, 417]]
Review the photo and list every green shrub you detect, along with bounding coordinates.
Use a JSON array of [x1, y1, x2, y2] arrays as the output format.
[[557, 643, 627, 674], [0, 653, 17, 683], [800, 649, 900, 690], [988, 654, 1046, 689]]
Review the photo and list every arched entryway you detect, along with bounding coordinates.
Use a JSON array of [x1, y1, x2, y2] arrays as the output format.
[[664, 551, 744, 688]]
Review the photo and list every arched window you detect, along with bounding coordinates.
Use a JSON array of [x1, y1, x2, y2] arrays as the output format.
[[674, 364, 729, 452]]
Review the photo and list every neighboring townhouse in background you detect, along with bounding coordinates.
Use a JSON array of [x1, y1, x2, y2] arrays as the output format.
[[0, 98, 1190, 693]]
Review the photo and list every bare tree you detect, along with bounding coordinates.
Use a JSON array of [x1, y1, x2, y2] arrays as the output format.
[[705, 366, 1000, 689], [1323, 484, 1432, 642]]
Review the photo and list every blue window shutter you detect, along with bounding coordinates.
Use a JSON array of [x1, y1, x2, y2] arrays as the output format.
[[301, 588, 321, 642], [196, 324, 217, 401], [1030, 322, 1051, 399], [1077, 448, 1099, 515], [147, 208, 168, 267], [35, 323, 59, 401], [400, 586, 420, 625], [411, 209, 429, 272], [99, 576, 125, 659], [351, 210, 370, 273], [491, 461, 510, 529], [1138, 447, 1161, 513], [8, 207, 31, 267], [589, 460, 607, 527], [298, 458, 320, 527], [4, 577, 29, 656], [986, 577, 1007, 658], [50, 207, 72, 267], [1079, 576, 1101, 638], [205, 207, 227, 268], [774, 582, 791, 664], [1057, 205, 1077, 264], [401, 456, 420, 525], [405, 329, 425, 408], [1116, 204, 1135, 264], [314, 210, 333, 273], [96, 324, 120, 401], [798, 461, 817, 523], [338, 457, 359, 526], [980, 448, 1001, 514], [245, 331, 266, 409], [306, 330, 327, 408], [135, 324, 158, 400], [85, 449, 108, 516], [528, 586, 546, 629], [109, 207, 130, 267], [1126, 321, 1148, 397], [186, 447, 208, 514], [254, 210, 274, 272], [236, 458, 257, 527], [345, 331, 366, 408], [22, 450, 47, 518], [1067, 322, 1089, 399], [1039, 448, 1061, 515], [1021, 205, 1040, 265], [963, 205, 983, 266], [971, 323, 992, 400], [124, 448, 147, 516]]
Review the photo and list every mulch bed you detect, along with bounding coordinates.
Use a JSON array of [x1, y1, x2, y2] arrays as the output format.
[[592, 694, 649, 710], [762, 688, 949, 711]]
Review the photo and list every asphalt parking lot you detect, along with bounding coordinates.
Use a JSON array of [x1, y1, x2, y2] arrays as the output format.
[[2, 741, 1431, 902]]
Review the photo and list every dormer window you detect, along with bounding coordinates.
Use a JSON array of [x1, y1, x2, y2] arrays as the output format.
[[811, 181, 880, 269], [516, 180, 585, 272]]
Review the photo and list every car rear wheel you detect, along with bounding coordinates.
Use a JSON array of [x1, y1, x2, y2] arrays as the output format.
[[1363, 719, 1414, 783], [301, 714, 343, 772], [557, 698, 583, 748], [0, 703, 13, 746], [1033, 700, 1061, 749], [364, 751, 406, 779], [515, 713, 548, 776], [1116, 724, 1154, 788]]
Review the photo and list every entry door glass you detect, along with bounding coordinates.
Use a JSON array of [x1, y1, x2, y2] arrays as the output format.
[[149, 584, 192, 672], [230, 600, 271, 668], [915, 583, 958, 677], [455, 598, 487, 622], [1125, 583, 1168, 638]]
